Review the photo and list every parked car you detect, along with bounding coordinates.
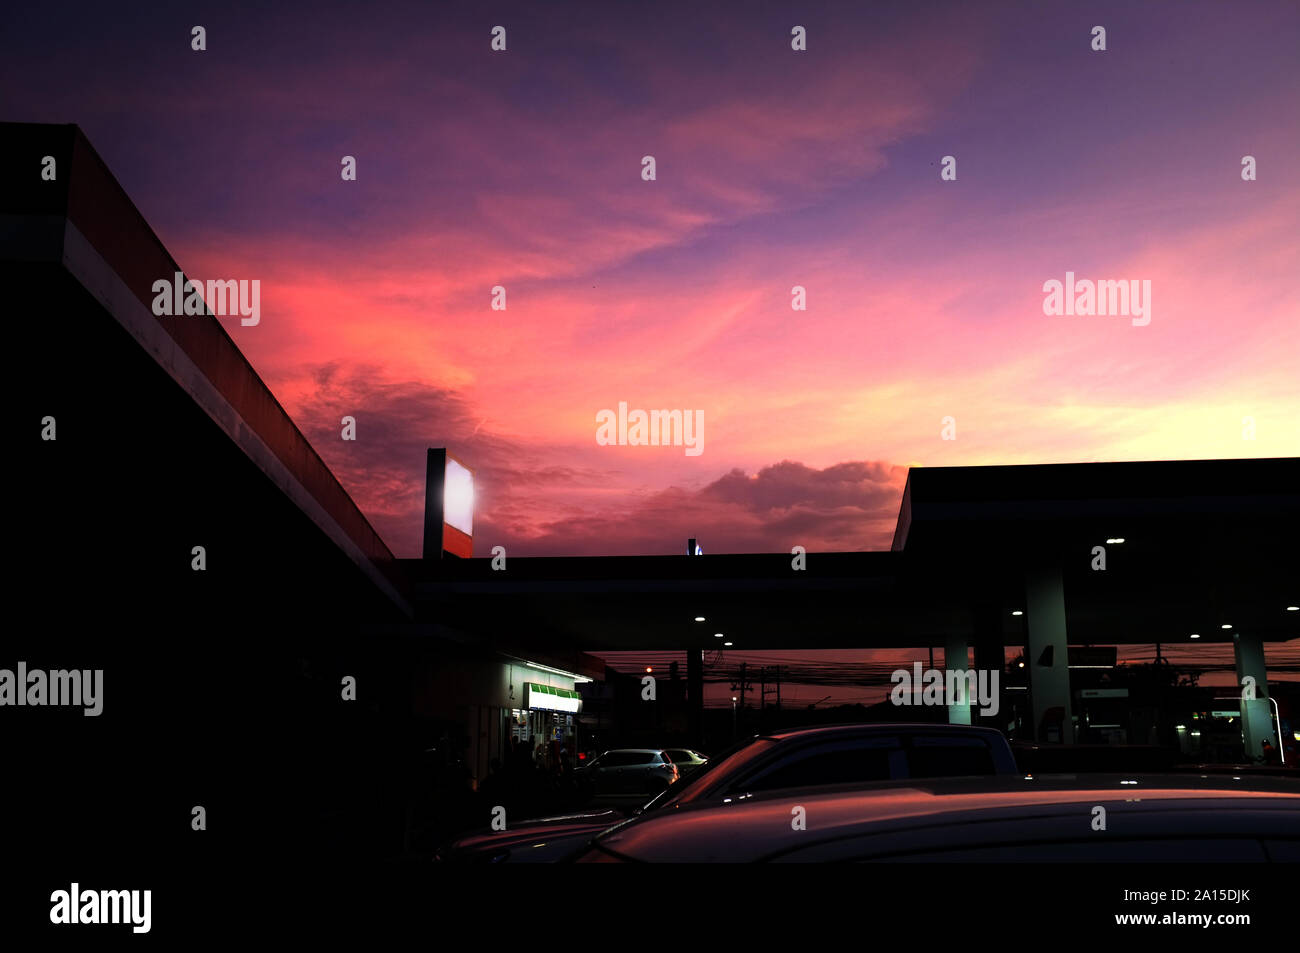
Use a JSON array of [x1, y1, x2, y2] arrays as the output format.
[[1012, 742, 1181, 774], [1012, 741, 1300, 779], [664, 748, 709, 777], [649, 724, 1017, 811], [571, 773, 1300, 862], [434, 807, 628, 863], [576, 748, 679, 796], [436, 723, 1016, 862]]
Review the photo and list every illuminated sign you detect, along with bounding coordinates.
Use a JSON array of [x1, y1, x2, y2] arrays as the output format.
[[524, 683, 582, 714], [423, 448, 474, 558], [444, 458, 474, 536]]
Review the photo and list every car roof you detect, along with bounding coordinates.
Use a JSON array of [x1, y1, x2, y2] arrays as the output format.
[[599, 748, 665, 755], [592, 773, 1300, 862], [761, 722, 1005, 741]]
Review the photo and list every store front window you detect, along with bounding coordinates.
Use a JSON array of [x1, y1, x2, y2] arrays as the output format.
[[503, 707, 577, 773]]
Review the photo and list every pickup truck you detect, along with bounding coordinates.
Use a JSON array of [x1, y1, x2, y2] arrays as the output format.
[[436, 722, 1018, 862]]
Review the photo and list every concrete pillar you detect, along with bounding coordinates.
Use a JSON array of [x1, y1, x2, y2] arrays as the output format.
[[1233, 631, 1277, 762], [945, 635, 972, 725], [687, 648, 704, 747], [972, 602, 1005, 730], [1025, 567, 1074, 743]]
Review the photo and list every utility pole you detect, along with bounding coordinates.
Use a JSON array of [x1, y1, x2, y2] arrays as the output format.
[[761, 666, 781, 729], [738, 662, 747, 732]]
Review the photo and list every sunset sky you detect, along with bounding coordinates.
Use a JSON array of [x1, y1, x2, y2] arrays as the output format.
[[4, 0, 1297, 563]]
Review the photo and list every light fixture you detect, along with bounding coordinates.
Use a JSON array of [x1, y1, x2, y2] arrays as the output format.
[[695, 616, 706, 622], [724, 641, 733, 646], [1287, 606, 1298, 612], [1221, 624, 1232, 630], [1190, 633, 1200, 639], [714, 633, 724, 638], [1011, 610, 1023, 616], [1017, 661, 1025, 668], [524, 661, 593, 683], [1106, 537, 1125, 544], [645, 667, 653, 673]]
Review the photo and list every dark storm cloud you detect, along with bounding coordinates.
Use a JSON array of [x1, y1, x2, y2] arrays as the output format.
[[287, 364, 907, 556]]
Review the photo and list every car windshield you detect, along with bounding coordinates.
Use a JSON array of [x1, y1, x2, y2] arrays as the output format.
[[636, 736, 775, 813]]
